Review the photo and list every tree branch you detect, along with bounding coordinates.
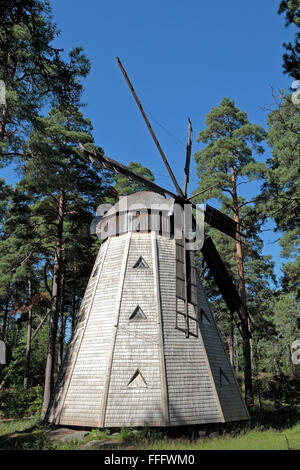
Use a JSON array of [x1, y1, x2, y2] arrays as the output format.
[[220, 186, 234, 197]]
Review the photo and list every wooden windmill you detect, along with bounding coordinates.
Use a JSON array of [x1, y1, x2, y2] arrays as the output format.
[[46, 58, 250, 428]]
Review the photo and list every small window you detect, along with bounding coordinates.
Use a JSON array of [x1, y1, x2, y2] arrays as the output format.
[[78, 307, 86, 323]]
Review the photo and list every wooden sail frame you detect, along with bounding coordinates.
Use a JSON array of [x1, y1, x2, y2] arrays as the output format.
[[81, 57, 249, 339]]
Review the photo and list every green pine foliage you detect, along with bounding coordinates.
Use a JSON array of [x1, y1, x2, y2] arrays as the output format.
[[0, 0, 299, 428], [0, 0, 90, 167], [261, 91, 300, 298], [193, 98, 277, 390], [278, 0, 300, 79], [194, 97, 266, 202], [113, 161, 155, 197]]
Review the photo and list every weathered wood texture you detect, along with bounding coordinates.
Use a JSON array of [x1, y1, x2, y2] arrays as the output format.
[[196, 274, 249, 422], [104, 232, 163, 427], [157, 236, 222, 425], [48, 237, 124, 427], [48, 230, 248, 428]]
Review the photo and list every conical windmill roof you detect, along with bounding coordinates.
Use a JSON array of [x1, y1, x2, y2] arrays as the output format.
[[104, 191, 175, 217], [91, 191, 179, 241]]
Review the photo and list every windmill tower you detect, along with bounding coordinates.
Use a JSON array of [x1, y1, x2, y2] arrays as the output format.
[[46, 59, 250, 428]]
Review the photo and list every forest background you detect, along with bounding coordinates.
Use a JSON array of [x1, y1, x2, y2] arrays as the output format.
[[0, 0, 299, 419]]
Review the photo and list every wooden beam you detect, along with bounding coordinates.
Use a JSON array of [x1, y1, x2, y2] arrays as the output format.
[[53, 239, 111, 425], [183, 118, 192, 197], [116, 57, 184, 198], [99, 232, 132, 428], [183, 210, 189, 338], [151, 231, 170, 426], [81, 145, 179, 200]]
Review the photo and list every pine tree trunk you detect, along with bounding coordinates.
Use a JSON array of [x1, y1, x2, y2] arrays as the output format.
[[57, 254, 66, 371], [24, 274, 32, 390], [41, 189, 65, 418], [274, 355, 281, 375], [228, 318, 234, 366], [234, 334, 239, 373], [230, 166, 254, 407], [0, 63, 16, 146], [72, 265, 77, 335], [0, 103, 8, 144], [288, 344, 296, 376]]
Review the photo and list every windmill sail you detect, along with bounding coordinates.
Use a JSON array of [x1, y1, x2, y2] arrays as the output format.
[[46, 57, 254, 429], [183, 119, 192, 197], [204, 205, 243, 239], [81, 145, 177, 199], [116, 57, 183, 198], [200, 236, 250, 337]]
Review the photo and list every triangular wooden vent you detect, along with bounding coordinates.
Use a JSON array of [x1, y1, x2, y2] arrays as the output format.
[[92, 264, 100, 278], [219, 367, 230, 386], [78, 307, 86, 323], [127, 369, 147, 388], [133, 256, 149, 269], [129, 306, 147, 321]]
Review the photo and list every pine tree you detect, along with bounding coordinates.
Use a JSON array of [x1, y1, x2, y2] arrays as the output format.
[[261, 91, 300, 299], [0, 184, 48, 389], [0, 0, 90, 166], [197, 201, 276, 378], [194, 97, 266, 406], [0, 179, 12, 341], [278, 0, 300, 79], [113, 161, 155, 197], [273, 293, 300, 375], [19, 105, 110, 415]]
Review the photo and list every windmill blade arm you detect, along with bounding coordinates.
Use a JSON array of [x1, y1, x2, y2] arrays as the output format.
[[116, 57, 184, 198], [183, 118, 192, 197], [80, 145, 178, 199], [205, 204, 240, 239], [200, 237, 251, 338], [192, 203, 246, 240]]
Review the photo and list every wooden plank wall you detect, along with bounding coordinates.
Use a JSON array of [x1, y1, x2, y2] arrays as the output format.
[[56, 236, 127, 427], [196, 274, 249, 422], [157, 235, 222, 426], [104, 232, 163, 427], [49, 230, 248, 428], [47, 245, 106, 424]]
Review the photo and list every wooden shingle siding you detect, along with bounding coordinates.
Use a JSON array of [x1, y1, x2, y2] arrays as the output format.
[[157, 235, 222, 426], [104, 232, 164, 427], [55, 237, 125, 427], [47, 245, 107, 424], [196, 275, 249, 422], [48, 225, 249, 428]]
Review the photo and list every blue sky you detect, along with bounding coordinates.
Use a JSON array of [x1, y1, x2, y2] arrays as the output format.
[[1, 0, 296, 280]]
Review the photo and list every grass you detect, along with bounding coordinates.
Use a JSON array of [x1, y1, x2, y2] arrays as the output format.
[[0, 414, 51, 450], [0, 406, 299, 450], [136, 425, 300, 450]]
